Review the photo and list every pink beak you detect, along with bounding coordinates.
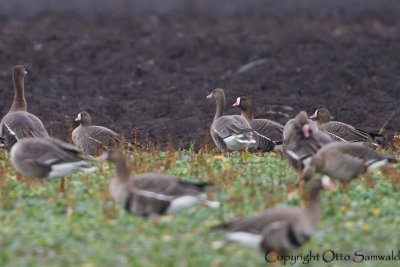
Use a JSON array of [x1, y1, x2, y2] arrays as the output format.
[[302, 125, 311, 138], [309, 114, 317, 120], [97, 152, 108, 161], [75, 114, 81, 121], [232, 97, 240, 107], [206, 93, 213, 100]]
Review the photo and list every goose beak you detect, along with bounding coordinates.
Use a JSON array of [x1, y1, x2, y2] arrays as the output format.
[[322, 176, 336, 191], [309, 110, 318, 120], [232, 97, 240, 107], [302, 124, 311, 138], [75, 113, 81, 121], [206, 93, 213, 100]]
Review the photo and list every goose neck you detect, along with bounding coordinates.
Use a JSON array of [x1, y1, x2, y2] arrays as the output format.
[[214, 96, 225, 121], [10, 72, 27, 112]]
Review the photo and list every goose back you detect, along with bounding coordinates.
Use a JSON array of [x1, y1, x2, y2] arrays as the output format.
[[115, 173, 209, 216], [213, 178, 329, 254], [250, 119, 284, 151], [319, 121, 372, 143], [72, 112, 120, 155], [233, 96, 284, 151], [311, 108, 381, 144], [284, 112, 331, 169], [0, 111, 49, 150], [72, 125, 120, 155], [303, 142, 395, 182], [210, 115, 254, 151], [10, 137, 91, 179]]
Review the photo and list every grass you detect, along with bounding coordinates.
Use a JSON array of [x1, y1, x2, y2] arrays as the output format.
[[0, 147, 399, 267]]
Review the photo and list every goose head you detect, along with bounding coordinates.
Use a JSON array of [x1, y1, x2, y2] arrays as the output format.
[[294, 111, 314, 138], [232, 96, 251, 110], [206, 88, 225, 101], [13, 65, 28, 78], [310, 108, 331, 123], [75, 111, 92, 126]]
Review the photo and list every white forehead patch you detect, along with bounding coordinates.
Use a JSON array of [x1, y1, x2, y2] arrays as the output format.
[[236, 97, 241, 105], [313, 109, 318, 117]]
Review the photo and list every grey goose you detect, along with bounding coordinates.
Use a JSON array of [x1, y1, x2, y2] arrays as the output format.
[[206, 89, 255, 153], [212, 177, 335, 254], [99, 149, 220, 216], [0, 65, 48, 150], [301, 142, 397, 183], [10, 137, 95, 180], [310, 108, 383, 145], [233, 96, 284, 152], [72, 111, 120, 156], [283, 111, 332, 170]]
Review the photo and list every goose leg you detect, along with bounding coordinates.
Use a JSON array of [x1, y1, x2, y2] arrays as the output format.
[[298, 179, 305, 193], [58, 178, 65, 193], [151, 214, 158, 227]]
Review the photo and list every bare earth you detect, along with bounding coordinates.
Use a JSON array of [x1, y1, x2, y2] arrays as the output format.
[[0, 0, 399, 148]]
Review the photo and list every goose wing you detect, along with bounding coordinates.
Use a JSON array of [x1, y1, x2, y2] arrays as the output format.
[[212, 115, 252, 139], [321, 121, 370, 142]]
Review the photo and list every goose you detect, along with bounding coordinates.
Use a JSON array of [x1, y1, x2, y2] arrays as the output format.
[[212, 177, 335, 254], [99, 149, 220, 216], [283, 111, 332, 170], [233, 96, 284, 152], [10, 137, 95, 180], [300, 142, 397, 183], [0, 65, 49, 150], [310, 108, 383, 145], [72, 111, 120, 156], [206, 89, 255, 153]]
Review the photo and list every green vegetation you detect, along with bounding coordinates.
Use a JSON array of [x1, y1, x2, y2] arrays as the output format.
[[0, 148, 399, 267]]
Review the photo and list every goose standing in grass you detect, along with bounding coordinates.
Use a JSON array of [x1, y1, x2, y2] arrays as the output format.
[[72, 111, 120, 156], [10, 137, 95, 180], [233, 96, 284, 152], [283, 111, 332, 170], [310, 108, 383, 145], [99, 149, 220, 217], [300, 142, 397, 183], [206, 89, 255, 153], [0, 65, 48, 150], [212, 177, 335, 254]]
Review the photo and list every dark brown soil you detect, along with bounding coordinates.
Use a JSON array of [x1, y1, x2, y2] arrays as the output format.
[[1, 1, 399, 148]]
